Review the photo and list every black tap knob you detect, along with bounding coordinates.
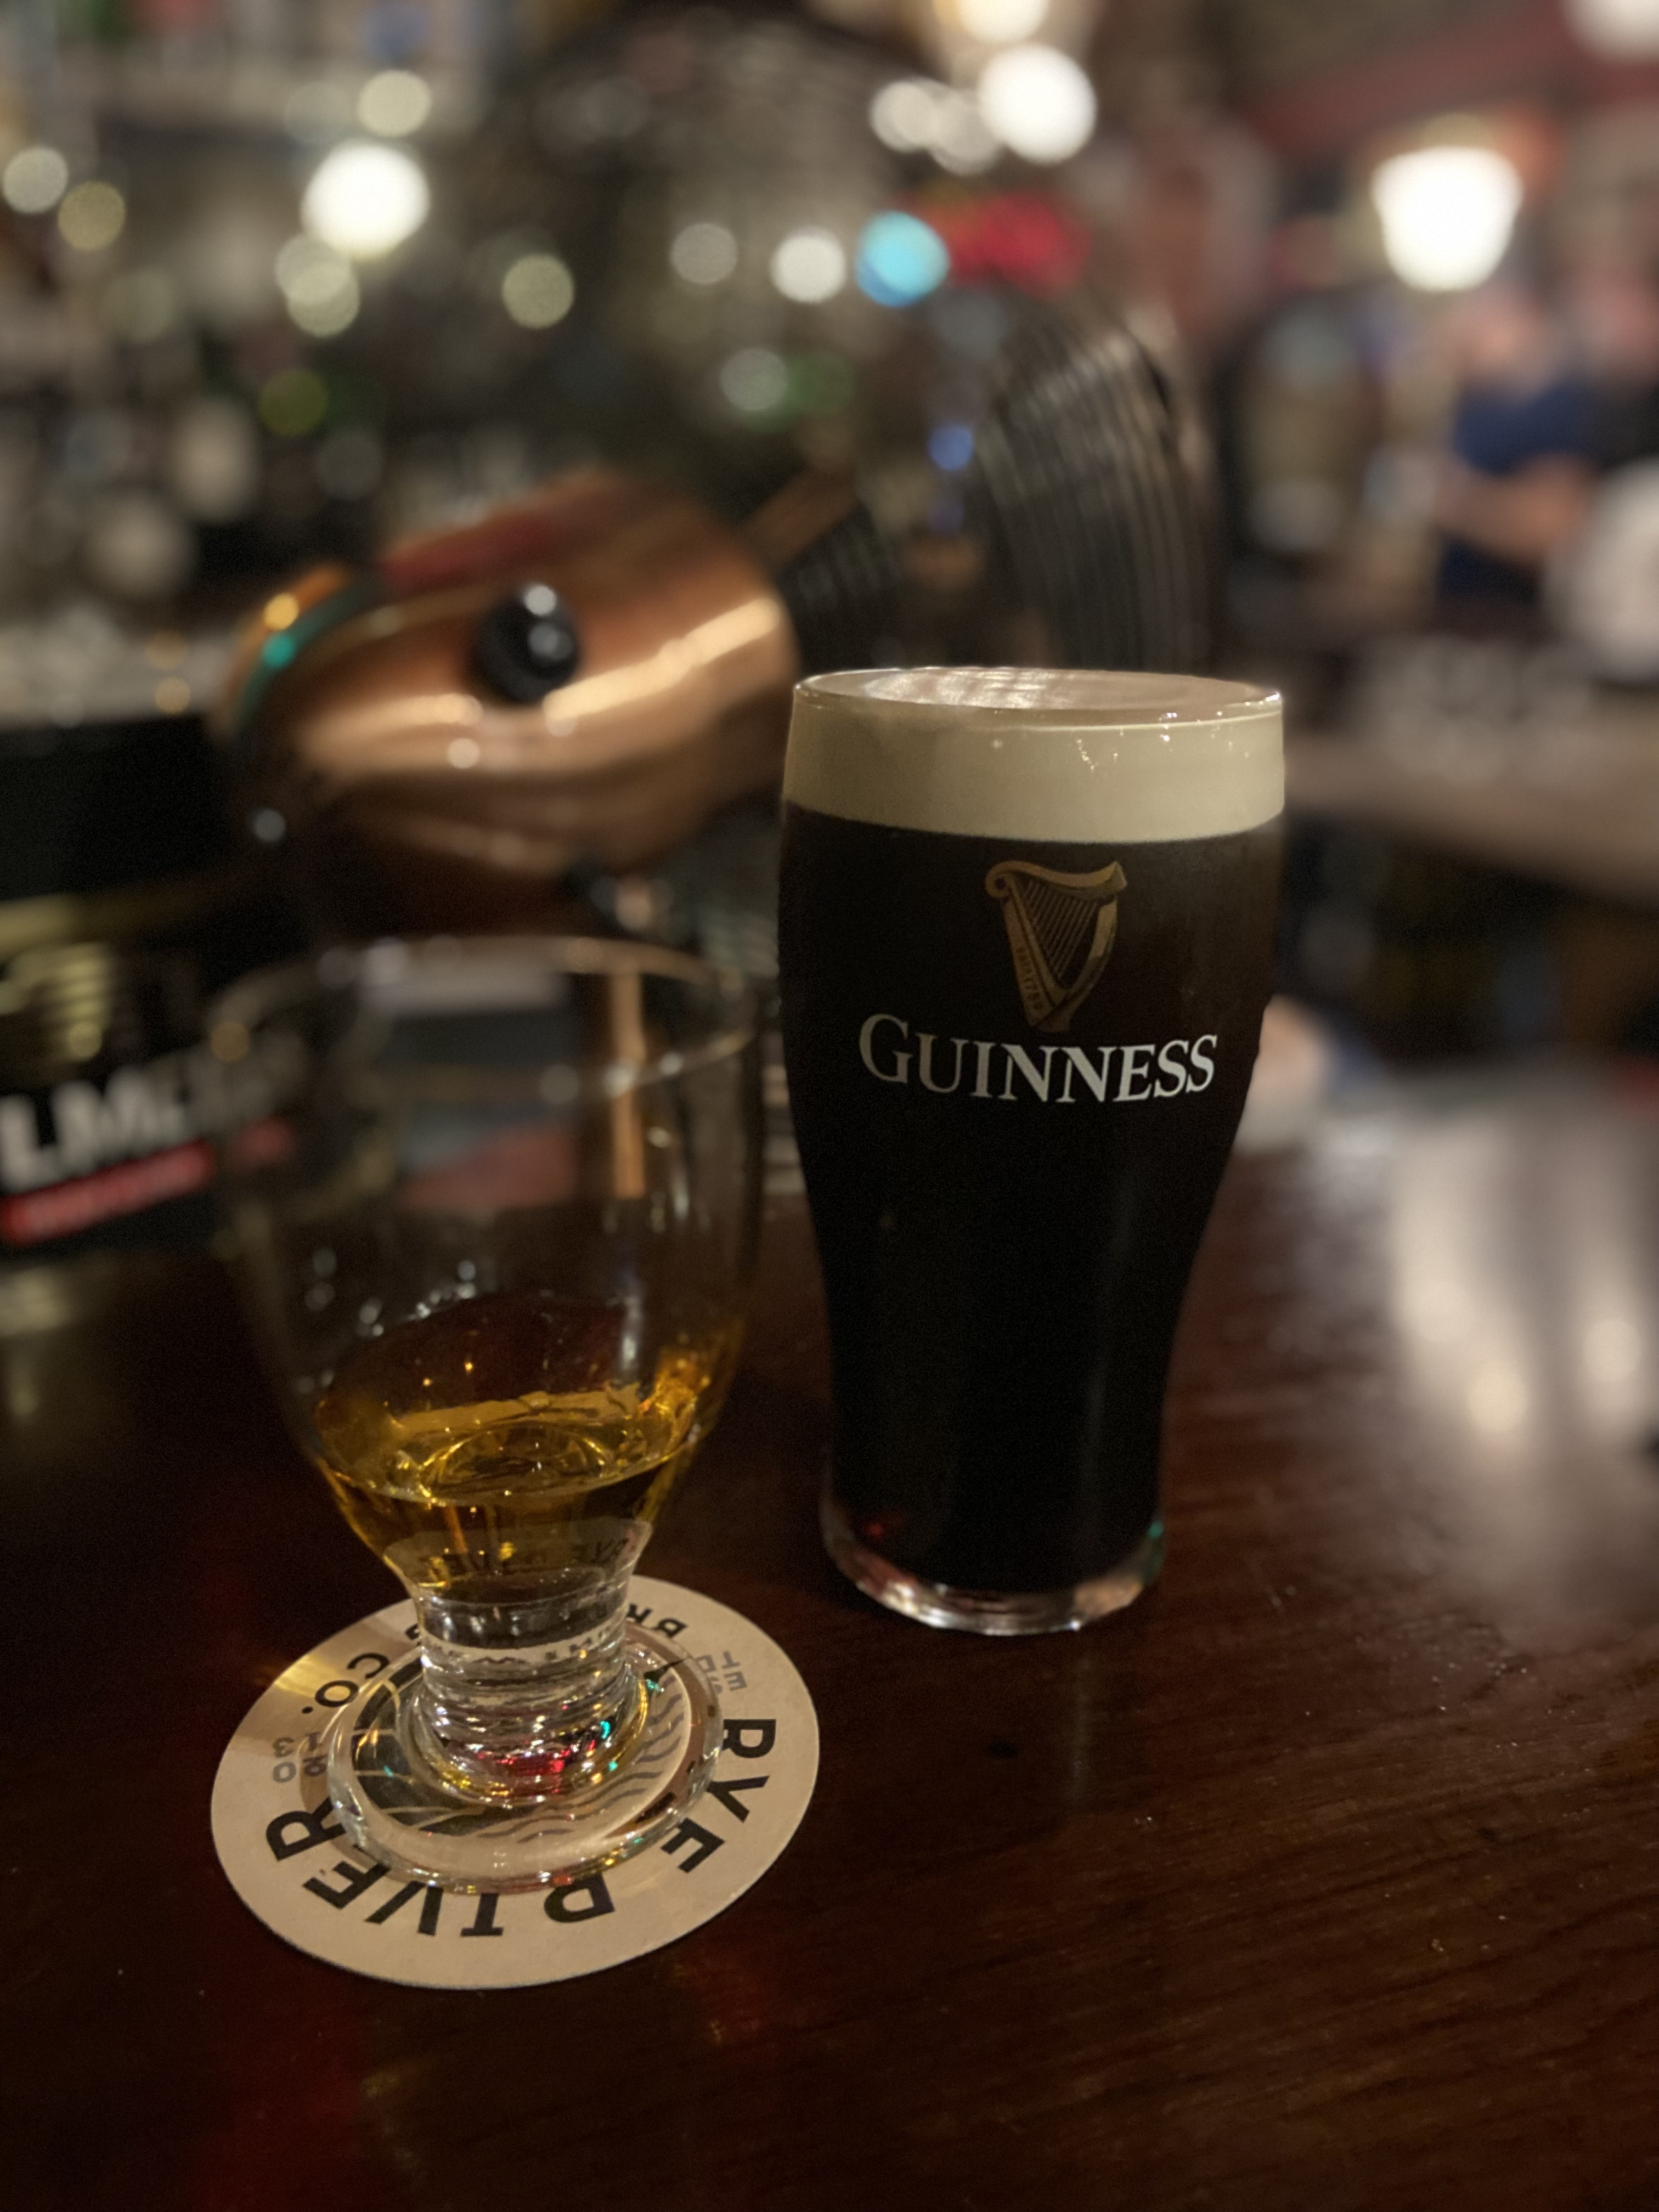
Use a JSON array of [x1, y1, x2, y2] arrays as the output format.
[[473, 584, 582, 703]]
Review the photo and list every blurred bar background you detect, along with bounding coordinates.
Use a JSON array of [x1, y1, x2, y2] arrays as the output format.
[[3, 0, 1658, 1299]]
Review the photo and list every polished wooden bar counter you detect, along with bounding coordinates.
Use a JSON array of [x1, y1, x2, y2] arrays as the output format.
[[8, 1068, 1659, 2211]]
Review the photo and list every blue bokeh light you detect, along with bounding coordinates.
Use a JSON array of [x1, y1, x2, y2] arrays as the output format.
[[928, 422, 975, 472], [855, 212, 950, 308]]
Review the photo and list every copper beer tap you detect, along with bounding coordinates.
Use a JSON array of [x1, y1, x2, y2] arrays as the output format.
[[217, 470, 801, 935]]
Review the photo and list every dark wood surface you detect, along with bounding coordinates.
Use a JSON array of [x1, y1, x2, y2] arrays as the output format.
[[7, 1068, 1659, 2212]]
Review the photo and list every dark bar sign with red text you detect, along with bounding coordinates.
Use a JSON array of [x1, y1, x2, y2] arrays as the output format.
[[0, 1035, 303, 1254]]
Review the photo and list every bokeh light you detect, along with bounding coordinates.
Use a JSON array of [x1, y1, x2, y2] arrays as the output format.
[[291, 283, 360, 337], [928, 422, 975, 471], [958, 0, 1049, 43], [501, 252, 575, 328], [2, 145, 69, 215], [932, 93, 1001, 175], [168, 396, 262, 521], [720, 347, 790, 414], [978, 46, 1097, 164], [870, 80, 941, 153], [669, 221, 739, 285], [358, 70, 433, 137], [275, 234, 361, 335], [259, 367, 329, 438], [57, 181, 127, 253], [1566, 0, 1659, 56], [856, 211, 951, 306], [770, 228, 848, 303], [871, 78, 998, 173], [1371, 146, 1523, 291], [302, 141, 430, 259]]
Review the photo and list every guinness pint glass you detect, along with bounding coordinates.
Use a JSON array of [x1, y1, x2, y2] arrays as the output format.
[[778, 669, 1283, 1633]]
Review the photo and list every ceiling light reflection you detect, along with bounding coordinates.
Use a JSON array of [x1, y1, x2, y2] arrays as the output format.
[[770, 228, 848, 303], [302, 141, 430, 259], [959, 0, 1049, 43], [1372, 146, 1522, 292], [978, 46, 1096, 164], [3, 145, 69, 215], [1566, 0, 1659, 56]]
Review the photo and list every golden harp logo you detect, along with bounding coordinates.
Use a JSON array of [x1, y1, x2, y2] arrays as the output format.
[[985, 860, 1128, 1032]]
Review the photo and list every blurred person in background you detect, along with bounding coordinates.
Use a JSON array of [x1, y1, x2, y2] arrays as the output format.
[[1431, 277, 1595, 619], [1431, 258, 1659, 634]]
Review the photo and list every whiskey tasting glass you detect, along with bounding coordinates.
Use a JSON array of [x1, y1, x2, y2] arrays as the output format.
[[215, 937, 761, 1889]]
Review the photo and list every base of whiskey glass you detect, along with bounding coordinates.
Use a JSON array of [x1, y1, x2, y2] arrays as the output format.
[[325, 1625, 722, 1891], [822, 1494, 1164, 1635]]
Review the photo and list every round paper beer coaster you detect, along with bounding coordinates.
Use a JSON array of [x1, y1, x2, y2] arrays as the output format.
[[211, 1577, 818, 1990]]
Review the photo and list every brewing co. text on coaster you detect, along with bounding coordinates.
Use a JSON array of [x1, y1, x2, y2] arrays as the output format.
[[211, 1577, 818, 1989]]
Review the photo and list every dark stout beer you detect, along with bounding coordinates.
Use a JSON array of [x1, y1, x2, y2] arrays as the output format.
[[778, 668, 1283, 1630]]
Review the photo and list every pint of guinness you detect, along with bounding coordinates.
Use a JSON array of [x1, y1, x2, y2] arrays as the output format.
[[778, 669, 1283, 1633]]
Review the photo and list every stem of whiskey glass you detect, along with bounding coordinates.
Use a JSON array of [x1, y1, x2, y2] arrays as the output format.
[[400, 1525, 653, 1803]]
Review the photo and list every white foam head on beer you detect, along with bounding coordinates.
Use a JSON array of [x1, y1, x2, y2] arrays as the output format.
[[786, 668, 1283, 843]]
